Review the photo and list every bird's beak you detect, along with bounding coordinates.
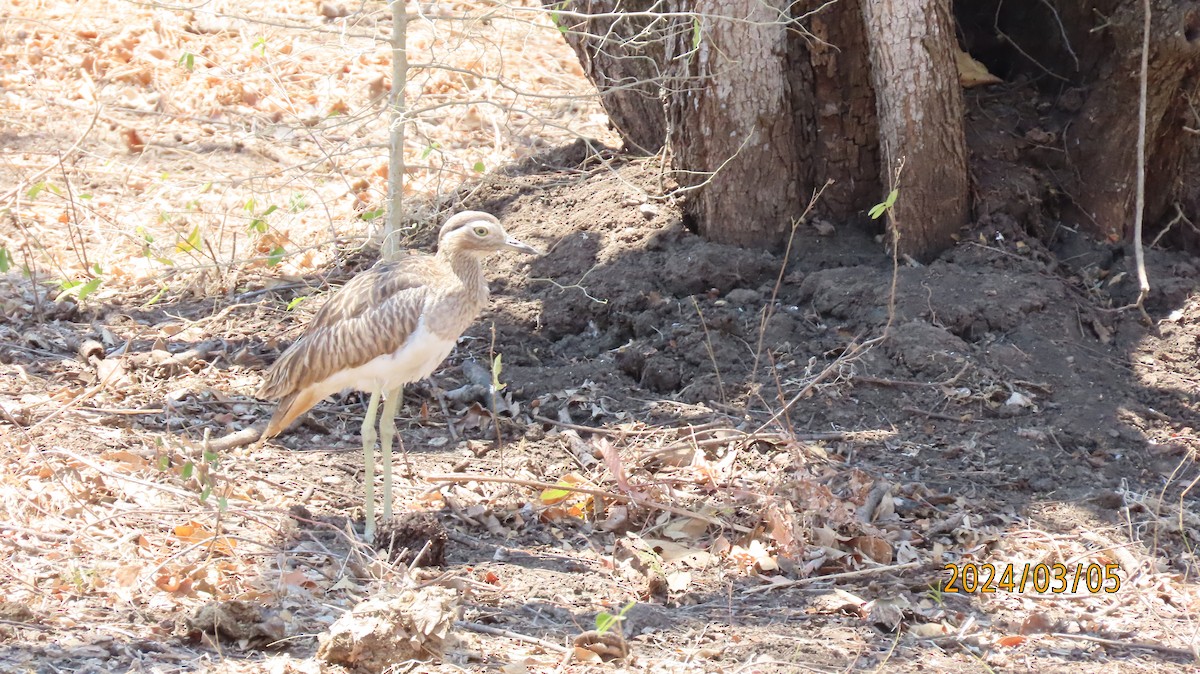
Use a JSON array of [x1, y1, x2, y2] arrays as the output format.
[[504, 236, 543, 255]]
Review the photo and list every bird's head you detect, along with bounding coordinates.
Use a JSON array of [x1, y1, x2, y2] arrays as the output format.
[[438, 211, 542, 256]]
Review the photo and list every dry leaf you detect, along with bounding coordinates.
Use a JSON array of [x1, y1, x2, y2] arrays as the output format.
[[849, 536, 894, 564], [666, 570, 692, 592], [955, 49, 1002, 87]]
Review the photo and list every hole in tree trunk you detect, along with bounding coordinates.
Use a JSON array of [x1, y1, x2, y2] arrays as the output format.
[[681, 212, 699, 235], [1185, 12, 1200, 43]]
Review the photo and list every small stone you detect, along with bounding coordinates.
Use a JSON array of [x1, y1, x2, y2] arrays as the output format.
[[813, 219, 836, 237], [638, 203, 658, 219]]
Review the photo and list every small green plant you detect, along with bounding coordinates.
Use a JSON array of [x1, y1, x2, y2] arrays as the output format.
[[180, 446, 224, 507], [26, 181, 60, 199], [926, 581, 946, 607], [178, 52, 195, 71], [252, 36, 267, 55], [288, 193, 308, 212], [549, 1, 569, 35], [267, 245, 286, 267], [59, 264, 105, 302], [420, 142, 440, 159], [176, 225, 203, 253], [359, 208, 385, 221], [868, 188, 899, 220], [143, 284, 168, 308], [286, 295, 308, 311], [245, 200, 279, 234], [0, 246, 12, 273], [472, 160, 486, 173], [595, 601, 635, 636]]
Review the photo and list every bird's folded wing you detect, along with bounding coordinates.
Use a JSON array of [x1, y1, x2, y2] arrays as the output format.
[[257, 260, 436, 400]]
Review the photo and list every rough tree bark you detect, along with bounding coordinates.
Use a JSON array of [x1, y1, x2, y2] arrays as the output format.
[[555, 0, 1200, 256], [956, 0, 1200, 249], [551, 0, 668, 155], [1061, 0, 1200, 244], [861, 0, 969, 260], [553, 0, 883, 249], [666, 0, 806, 247]]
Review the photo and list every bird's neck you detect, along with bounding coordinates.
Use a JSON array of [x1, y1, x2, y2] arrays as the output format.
[[442, 248, 487, 296]]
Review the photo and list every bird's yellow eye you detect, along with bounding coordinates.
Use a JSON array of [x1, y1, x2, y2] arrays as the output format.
[[473, 226, 489, 237]]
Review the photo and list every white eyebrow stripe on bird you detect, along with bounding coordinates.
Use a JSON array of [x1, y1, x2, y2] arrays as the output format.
[[442, 216, 492, 235]]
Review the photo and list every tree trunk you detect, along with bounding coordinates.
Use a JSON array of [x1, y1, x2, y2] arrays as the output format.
[[861, 0, 969, 260], [1063, 0, 1200, 243], [555, 0, 1200, 256], [554, 0, 880, 249], [666, 0, 807, 247], [804, 0, 881, 221], [551, 0, 668, 155]]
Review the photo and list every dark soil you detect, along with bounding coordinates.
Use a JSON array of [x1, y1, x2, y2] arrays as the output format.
[[3, 84, 1199, 673]]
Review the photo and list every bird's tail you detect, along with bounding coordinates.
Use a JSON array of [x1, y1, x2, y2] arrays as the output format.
[[262, 386, 323, 438]]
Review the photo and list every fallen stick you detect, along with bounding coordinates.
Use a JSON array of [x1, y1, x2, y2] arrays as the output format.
[[425, 473, 752, 533], [742, 561, 923, 594]]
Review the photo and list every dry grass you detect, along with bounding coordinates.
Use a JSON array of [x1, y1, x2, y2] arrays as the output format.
[[1, 0, 611, 295]]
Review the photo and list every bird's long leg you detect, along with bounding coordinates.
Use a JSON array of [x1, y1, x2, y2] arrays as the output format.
[[361, 390, 381, 542], [378, 386, 403, 524]]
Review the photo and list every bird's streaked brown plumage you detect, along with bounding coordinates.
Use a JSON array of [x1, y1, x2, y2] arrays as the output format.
[[257, 211, 540, 437], [256, 210, 540, 541]]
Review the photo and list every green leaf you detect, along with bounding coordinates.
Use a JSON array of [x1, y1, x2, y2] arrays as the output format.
[[76, 277, 102, 301], [550, 1, 568, 34], [218, 495, 228, 512], [288, 194, 308, 212], [868, 189, 899, 220], [157, 455, 170, 470], [79, 193, 92, 200], [420, 143, 440, 159], [540, 485, 571, 502], [252, 36, 267, 54], [200, 484, 212, 502], [262, 204, 279, 217], [692, 16, 701, 50], [244, 198, 257, 212], [595, 600, 635, 635], [267, 245, 286, 267], [247, 218, 267, 234], [143, 285, 167, 307], [0, 246, 11, 273], [884, 188, 898, 209], [178, 52, 195, 71], [595, 611, 616, 634], [286, 295, 307, 311], [472, 160, 486, 173], [359, 208, 385, 221], [176, 225, 203, 253], [203, 449, 219, 465], [181, 461, 194, 480], [26, 182, 45, 199]]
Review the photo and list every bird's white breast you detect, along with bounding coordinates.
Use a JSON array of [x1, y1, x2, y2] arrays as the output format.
[[314, 317, 457, 397]]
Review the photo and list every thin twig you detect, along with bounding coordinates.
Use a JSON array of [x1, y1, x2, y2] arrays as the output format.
[[1048, 632, 1196, 660], [425, 473, 752, 533], [743, 561, 923, 594], [455, 621, 568, 653]]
